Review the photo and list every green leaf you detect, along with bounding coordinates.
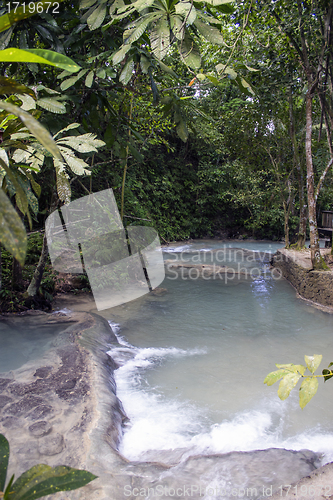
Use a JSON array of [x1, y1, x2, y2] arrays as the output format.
[[170, 14, 184, 40], [299, 377, 318, 409], [124, 13, 158, 44], [37, 98, 66, 114], [264, 369, 290, 386], [140, 55, 151, 74], [196, 73, 206, 81], [53, 122, 80, 140], [156, 58, 178, 77], [206, 75, 219, 85], [150, 14, 170, 61], [54, 160, 71, 203], [9, 464, 97, 500], [0, 76, 36, 99], [87, 4, 106, 30], [194, 19, 224, 45], [322, 369, 333, 382], [275, 363, 306, 375], [0, 100, 62, 160], [80, 0, 97, 8], [0, 434, 9, 493], [175, 2, 196, 24], [112, 43, 132, 65], [25, 172, 41, 197], [0, 49, 80, 73], [178, 33, 201, 69], [0, 186, 27, 266], [176, 117, 188, 142], [304, 355, 322, 374], [60, 69, 88, 91], [96, 68, 106, 79], [119, 56, 135, 85], [58, 147, 91, 175], [278, 372, 302, 400], [128, 142, 144, 163], [85, 71, 94, 88], [0, 0, 67, 33]]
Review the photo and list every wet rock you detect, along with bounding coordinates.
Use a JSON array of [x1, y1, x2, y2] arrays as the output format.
[[29, 421, 52, 437], [0, 378, 12, 392], [34, 367, 53, 379], [38, 433, 64, 456], [5, 395, 44, 417], [0, 416, 21, 428], [29, 404, 54, 420], [0, 395, 12, 410]]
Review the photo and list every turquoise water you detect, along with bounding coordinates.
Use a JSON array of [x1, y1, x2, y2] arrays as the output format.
[[105, 241, 333, 464]]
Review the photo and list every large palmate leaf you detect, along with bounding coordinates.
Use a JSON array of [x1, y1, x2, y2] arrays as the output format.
[[0, 48, 80, 73], [0, 184, 27, 266], [0, 101, 62, 160], [194, 19, 224, 45], [150, 15, 170, 60]]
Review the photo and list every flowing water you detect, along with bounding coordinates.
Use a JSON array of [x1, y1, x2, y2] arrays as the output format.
[[104, 240, 333, 465]]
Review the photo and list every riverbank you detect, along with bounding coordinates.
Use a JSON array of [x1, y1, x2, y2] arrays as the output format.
[[271, 248, 333, 310]]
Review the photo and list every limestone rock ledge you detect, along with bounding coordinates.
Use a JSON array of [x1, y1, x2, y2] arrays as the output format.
[[272, 248, 333, 308]]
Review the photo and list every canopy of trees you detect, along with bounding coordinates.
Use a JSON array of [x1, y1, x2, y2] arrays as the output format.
[[0, 0, 333, 310]]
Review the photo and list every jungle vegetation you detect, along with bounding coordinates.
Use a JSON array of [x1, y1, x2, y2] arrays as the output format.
[[0, 0, 333, 310]]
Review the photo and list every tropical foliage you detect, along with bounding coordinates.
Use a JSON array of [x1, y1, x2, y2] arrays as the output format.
[[0, 0, 333, 309], [0, 433, 97, 500]]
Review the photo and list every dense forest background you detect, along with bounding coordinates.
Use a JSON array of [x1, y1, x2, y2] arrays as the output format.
[[0, 0, 333, 310]]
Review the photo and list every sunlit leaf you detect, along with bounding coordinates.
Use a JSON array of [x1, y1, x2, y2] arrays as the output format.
[[85, 71, 94, 88], [150, 15, 170, 61], [264, 369, 290, 386], [37, 98, 66, 114], [275, 363, 306, 375], [299, 377, 318, 408], [304, 354, 322, 374], [0, 48, 80, 73], [278, 372, 302, 400]]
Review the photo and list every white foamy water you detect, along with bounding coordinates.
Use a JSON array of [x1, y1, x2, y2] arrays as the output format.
[[106, 242, 333, 466]]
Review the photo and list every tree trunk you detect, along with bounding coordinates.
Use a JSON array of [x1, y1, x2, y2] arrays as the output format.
[[289, 92, 307, 248], [305, 92, 323, 269], [26, 234, 49, 297], [12, 258, 23, 290]]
